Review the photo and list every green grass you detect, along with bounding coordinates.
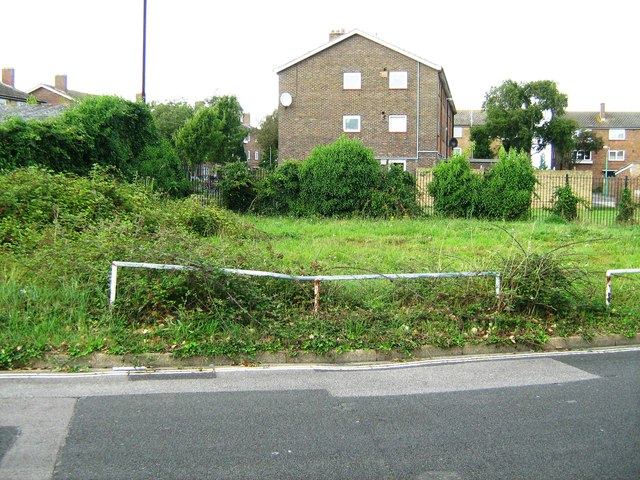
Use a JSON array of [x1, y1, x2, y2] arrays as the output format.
[[2, 216, 639, 369]]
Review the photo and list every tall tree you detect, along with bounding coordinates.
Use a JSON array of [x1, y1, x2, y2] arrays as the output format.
[[175, 95, 248, 166], [256, 110, 278, 168], [150, 100, 195, 147], [482, 79, 573, 157]]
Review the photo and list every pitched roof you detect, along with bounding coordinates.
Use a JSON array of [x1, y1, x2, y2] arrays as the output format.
[[26, 83, 93, 102], [0, 82, 29, 102], [565, 111, 640, 129], [0, 103, 69, 122], [276, 29, 455, 111], [454, 110, 485, 126], [455, 109, 640, 129], [276, 29, 443, 73]]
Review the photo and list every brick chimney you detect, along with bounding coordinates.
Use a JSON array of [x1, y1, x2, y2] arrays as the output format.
[[242, 113, 251, 126], [55, 74, 68, 92], [329, 29, 345, 42], [2, 68, 15, 87], [600, 102, 606, 121]]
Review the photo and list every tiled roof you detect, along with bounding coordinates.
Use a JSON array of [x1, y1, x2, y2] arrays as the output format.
[[455, 109, 640, 129], [565, 111, 640, 129], [0, 103, 69, 122], [0, 82, 29, 102], [454, 110, 485, 126]]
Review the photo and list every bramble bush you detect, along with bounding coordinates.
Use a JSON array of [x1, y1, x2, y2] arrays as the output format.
[[0, 96, 189, 197], [253, 160, 304, 215]]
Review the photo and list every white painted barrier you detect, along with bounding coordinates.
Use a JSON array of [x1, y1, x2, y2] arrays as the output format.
[[109, 261, 502, 314], [606, 268, 640, 306]]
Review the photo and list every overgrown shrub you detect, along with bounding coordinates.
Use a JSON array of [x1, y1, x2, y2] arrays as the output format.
[[478, 148, 537, 220], [299, 136, 381, 216], [549, 184, 583, 221], [0, 167, 156, 250], [253, 160, 304, 215], [616, 186, 637, 223], [367, 165, 421, 218], [172, 196, 243, 237], [499, 239, 591, 315], [0, 96, 189, 197], [427, 155, 480, 218], [220, 161, 256, 213]]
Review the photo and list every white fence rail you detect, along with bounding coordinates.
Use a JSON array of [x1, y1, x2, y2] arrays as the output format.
[[606, 268, 640, 306], [109, 261, 502, 313]]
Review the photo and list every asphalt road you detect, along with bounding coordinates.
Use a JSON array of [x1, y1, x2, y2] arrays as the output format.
[[1, 348, 639, 480]]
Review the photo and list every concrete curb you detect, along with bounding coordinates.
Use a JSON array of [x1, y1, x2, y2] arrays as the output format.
[[27, 333, 639, 371]]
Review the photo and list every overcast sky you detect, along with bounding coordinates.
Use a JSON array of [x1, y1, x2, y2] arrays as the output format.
[[2, 0, 639, 126]]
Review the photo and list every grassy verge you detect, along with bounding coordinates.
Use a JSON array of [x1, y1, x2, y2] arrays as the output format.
[[2, 216, 638, 370], [1, 171, 638, 369]]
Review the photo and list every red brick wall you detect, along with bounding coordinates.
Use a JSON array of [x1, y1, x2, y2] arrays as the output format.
[[29, 86, 74, 105], [278, 34, 451, 170]]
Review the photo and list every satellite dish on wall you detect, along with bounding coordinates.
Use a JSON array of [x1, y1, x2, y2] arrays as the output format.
[[280, 92, 292, 107]]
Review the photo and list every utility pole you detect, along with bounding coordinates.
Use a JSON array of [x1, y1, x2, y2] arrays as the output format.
[[141, 0, 147, 103]]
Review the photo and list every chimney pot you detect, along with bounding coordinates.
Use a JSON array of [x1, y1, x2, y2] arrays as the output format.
[[2, 68, 15, 87], [55, 74, 68, 92], [600, 102, 606, 121], [329, 29, 345, 42]]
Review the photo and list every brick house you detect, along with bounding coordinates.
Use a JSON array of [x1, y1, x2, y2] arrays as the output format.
[[454, 104, 640, 178], [0, 68, 29, 104], [567, 104, 640, 179], [276, 29, 456, 171], [242, 113, 263, 169], [27, 74, 93, 105]]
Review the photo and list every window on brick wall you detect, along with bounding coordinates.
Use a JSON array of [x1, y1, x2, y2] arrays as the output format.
[[453, 126, 463, 138], [388, 115, 407, 133], [609, 129, 626, 140], [453, 147, 462, 156], [255, 151, 259, 161], [571, 150, 592, 163], [343, 115, 361, 132], [608, 150, 625, 161], [389, 71, 408, 89], [380, 159, 407, 171], [343, 72, 361, 90]]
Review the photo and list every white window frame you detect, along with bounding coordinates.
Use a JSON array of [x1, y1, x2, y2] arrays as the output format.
[[380, 159, 407, 171], [389, 71, 408, 89], [343, 115, 361, 133], [453, 147, 463, 156], [388, 114, 407, 133], [254, 151, 259, 161], [453, 126, 463, 138], [343, 72, 361, 90], [572, 150, 592, 163], [609, 129, 626, 140], [608, 150, 625, 161]]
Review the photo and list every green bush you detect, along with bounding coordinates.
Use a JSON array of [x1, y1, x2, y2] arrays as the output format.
[[367, 165, 421, 218], [173, 196, 242, 237], [0, 96, 189, 197], [427, 155, 480, 218], [220, 162, 256, 213], [299, 136, 381, 216], [478, 148, 537, 220], [253, 160, 304, 215], [549, 184, 583, 221], [616, 186, 637, 223]]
